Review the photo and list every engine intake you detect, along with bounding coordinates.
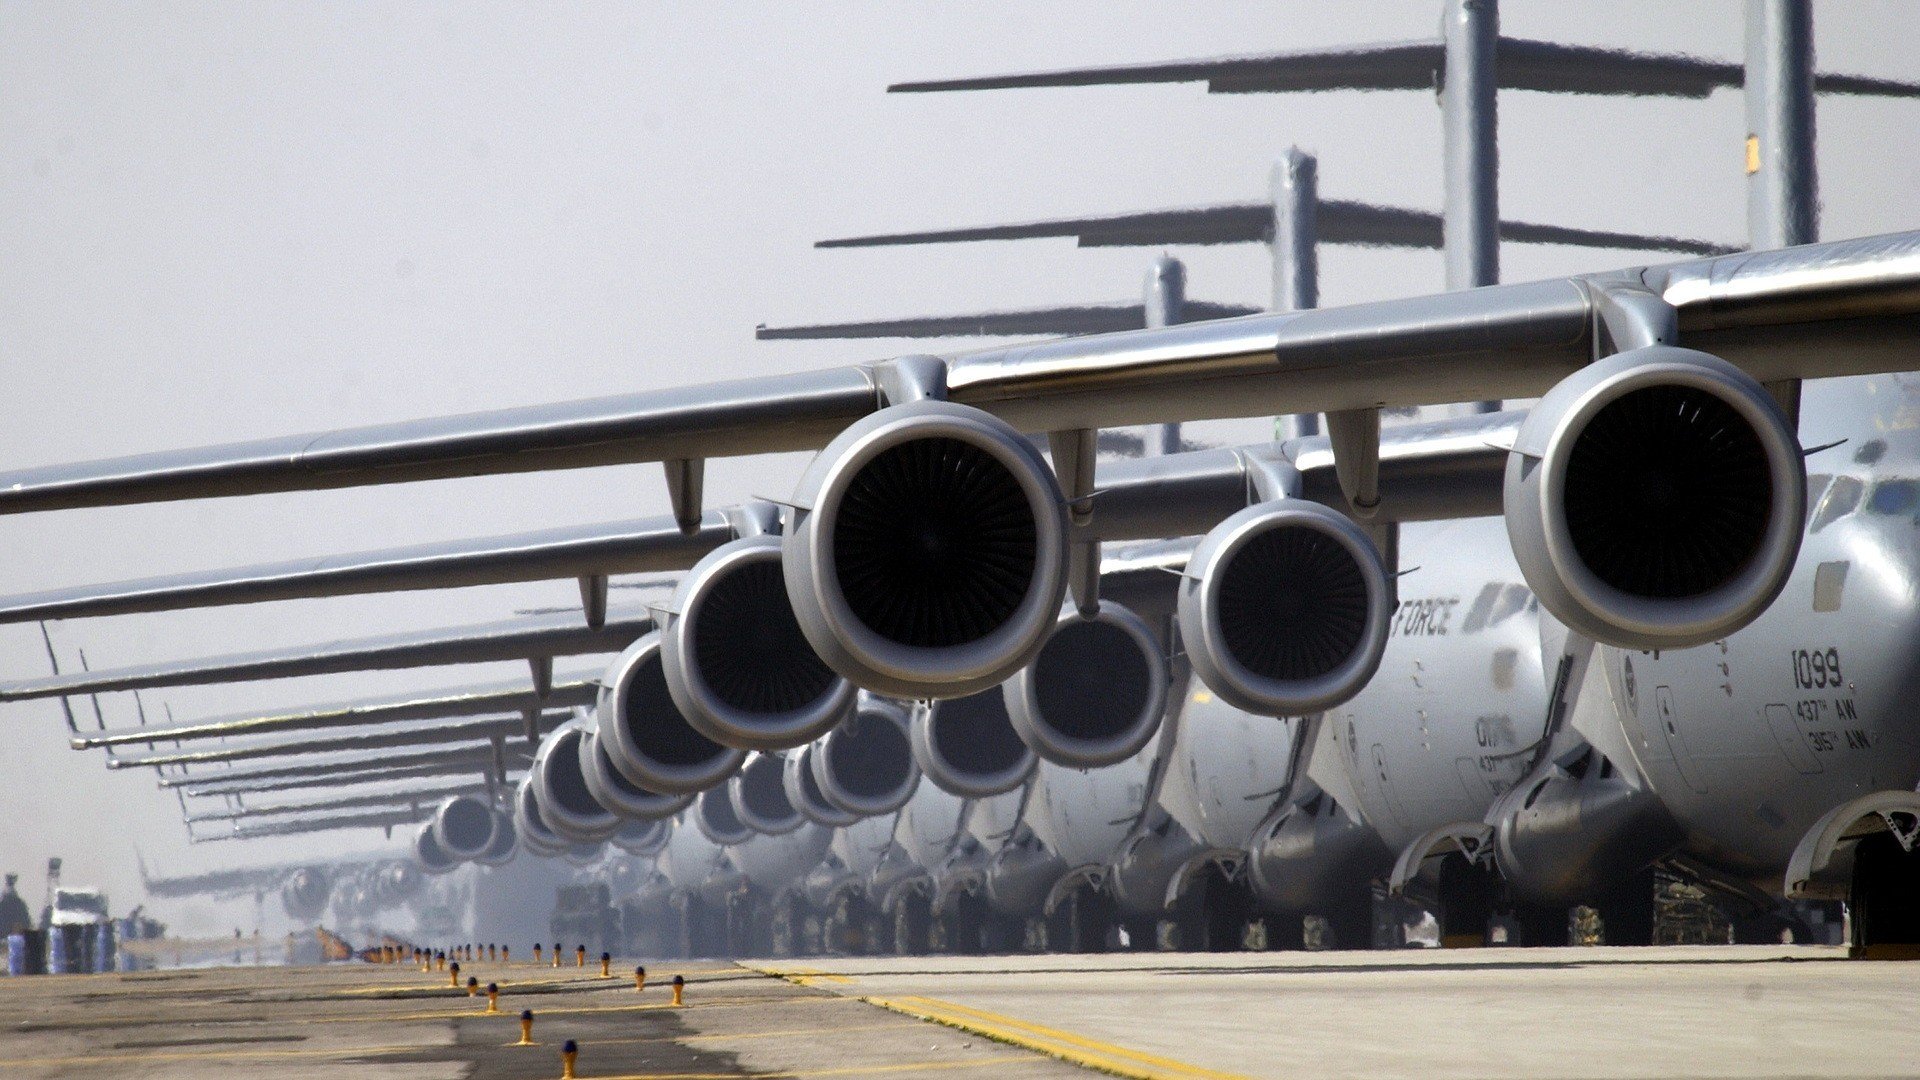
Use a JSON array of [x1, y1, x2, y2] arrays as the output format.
[[281, 868, 330, 921], [813, 694, 920, 817], [598, 632, 745, 795], [694, 784, 755, 847], [1178, 498, 1392, 716], [432, 793, 499, 861], [609, 817, 671, 858], [1005, 601, 1168, 768], [912, 686, 1035, 798], [533, 722, 621, 843], [1505, 346, 1804, 648], [730, 752, 805, 835], [663, 536, 856, 750], [784, 743, 860, 827], [514, 778, 568, 857], [579, 725, 695, 821], [414, 822, 457, 874], [475, 808, 518, 866], [785, 401, 1068, 699]]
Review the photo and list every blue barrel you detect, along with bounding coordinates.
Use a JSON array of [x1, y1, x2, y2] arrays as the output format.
[[6, 932, 24, 976], [46, 928, 67, 974]]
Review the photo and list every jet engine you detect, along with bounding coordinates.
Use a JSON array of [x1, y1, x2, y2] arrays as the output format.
[[911, 685, 1036, 798], [371, 860, 423, 904], [662, 535, 856, 750], [1178, 498, 1392, 716], [579, 724, 695, 821], [474, 808, 518, 866], [430, 793, 499, 861], [514, 779, 569, 857], [597, 632, 745, 795], [783, 400, 1070, 699], [783, 743, 860, 827], [532, 722, 621, 843], [1005, 600, 1168, 768], [376, 861, 423, 903], [280, 867, 330, 921], [414, 821, 457, 874], [729, 751, 805, 835], [1504, 346, 1804, 648], [812, 693, 921, 816], [609, 817, 671, 858], [693, 785, 755, 847]]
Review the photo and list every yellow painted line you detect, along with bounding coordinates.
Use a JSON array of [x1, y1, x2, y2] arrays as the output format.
[[588, 1055, 1027, 1080], [864, 994, 1254, 1080], [764, 965, 855, 986]]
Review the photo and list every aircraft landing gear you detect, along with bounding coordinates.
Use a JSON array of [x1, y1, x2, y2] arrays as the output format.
[[1589, 867, 1657, 946], [1434, 853, 1499, 947], [892, 889, 932, 955], [1850, 831, 1920, 958]]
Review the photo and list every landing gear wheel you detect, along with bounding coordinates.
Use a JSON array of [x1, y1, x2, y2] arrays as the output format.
[[1850, 831, 1920, 958]]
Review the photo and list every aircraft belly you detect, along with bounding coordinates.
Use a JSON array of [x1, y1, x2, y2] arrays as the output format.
[[1338, 522, 1548, 852], [1622, 504, 1920, 883]]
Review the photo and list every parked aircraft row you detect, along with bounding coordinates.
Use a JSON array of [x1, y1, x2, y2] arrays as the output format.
[[15, 1, 1920, 958]]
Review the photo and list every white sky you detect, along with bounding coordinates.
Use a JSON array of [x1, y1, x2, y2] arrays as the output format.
[[1, 1, 1917, 933]]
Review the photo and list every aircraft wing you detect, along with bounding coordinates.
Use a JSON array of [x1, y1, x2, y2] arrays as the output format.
[[1, 233, 1918, 514], [164, 741, 530, 790], [224, 808, 426, 842], [104, 711, 564, 770], [180, 756, 525, 797], [185, 782, 492, 823], [0, 607, 652, 701], [757, 302, 1263, 339], [77, 669, 603, 749], [0, 410, 1519, 629], [818, 200, 1737, 255], [0, 515, 726, 623], [891, 36, 1920, 98], [889, 39, 1449, 95]]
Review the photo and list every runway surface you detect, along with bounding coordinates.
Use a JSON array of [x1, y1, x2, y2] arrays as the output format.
[[750, 946, 1920, 1079], [0, 946, 1911, 1079]]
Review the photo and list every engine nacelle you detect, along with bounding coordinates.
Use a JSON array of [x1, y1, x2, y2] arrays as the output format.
[[693, 785, 755, 847], [662, 536, 857, 750], [280, 868, 330, 921], [579, 725, 695, 821], [784, 400, 1069, 699], [1005, 600, 1168, 769], [1178, 498, 1392, 716], [532, 722, 621, 843], [474, 808, 518, 866], [431, 793, 499, 861], [1504, 346, 1804, 649], [783, 743, 860, 827], [414, 821, 457, 874], [911, 686, 1036, 798], [729, 752, 805, 835], [514, 778, 569, 857], [371, 861, 423, 904], [609, 817, 671, 858], [597, 632, 745, 795], [812, 693, 921, 817]]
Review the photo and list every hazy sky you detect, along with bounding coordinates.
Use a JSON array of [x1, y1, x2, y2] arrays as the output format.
[[2, 1, 1918, 933]]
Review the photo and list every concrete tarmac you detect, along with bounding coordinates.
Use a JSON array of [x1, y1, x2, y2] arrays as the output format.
[[1, 947, 1912, 1079], [0, 956, 1084, 1080], [749, 946, 1920, 1080]]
